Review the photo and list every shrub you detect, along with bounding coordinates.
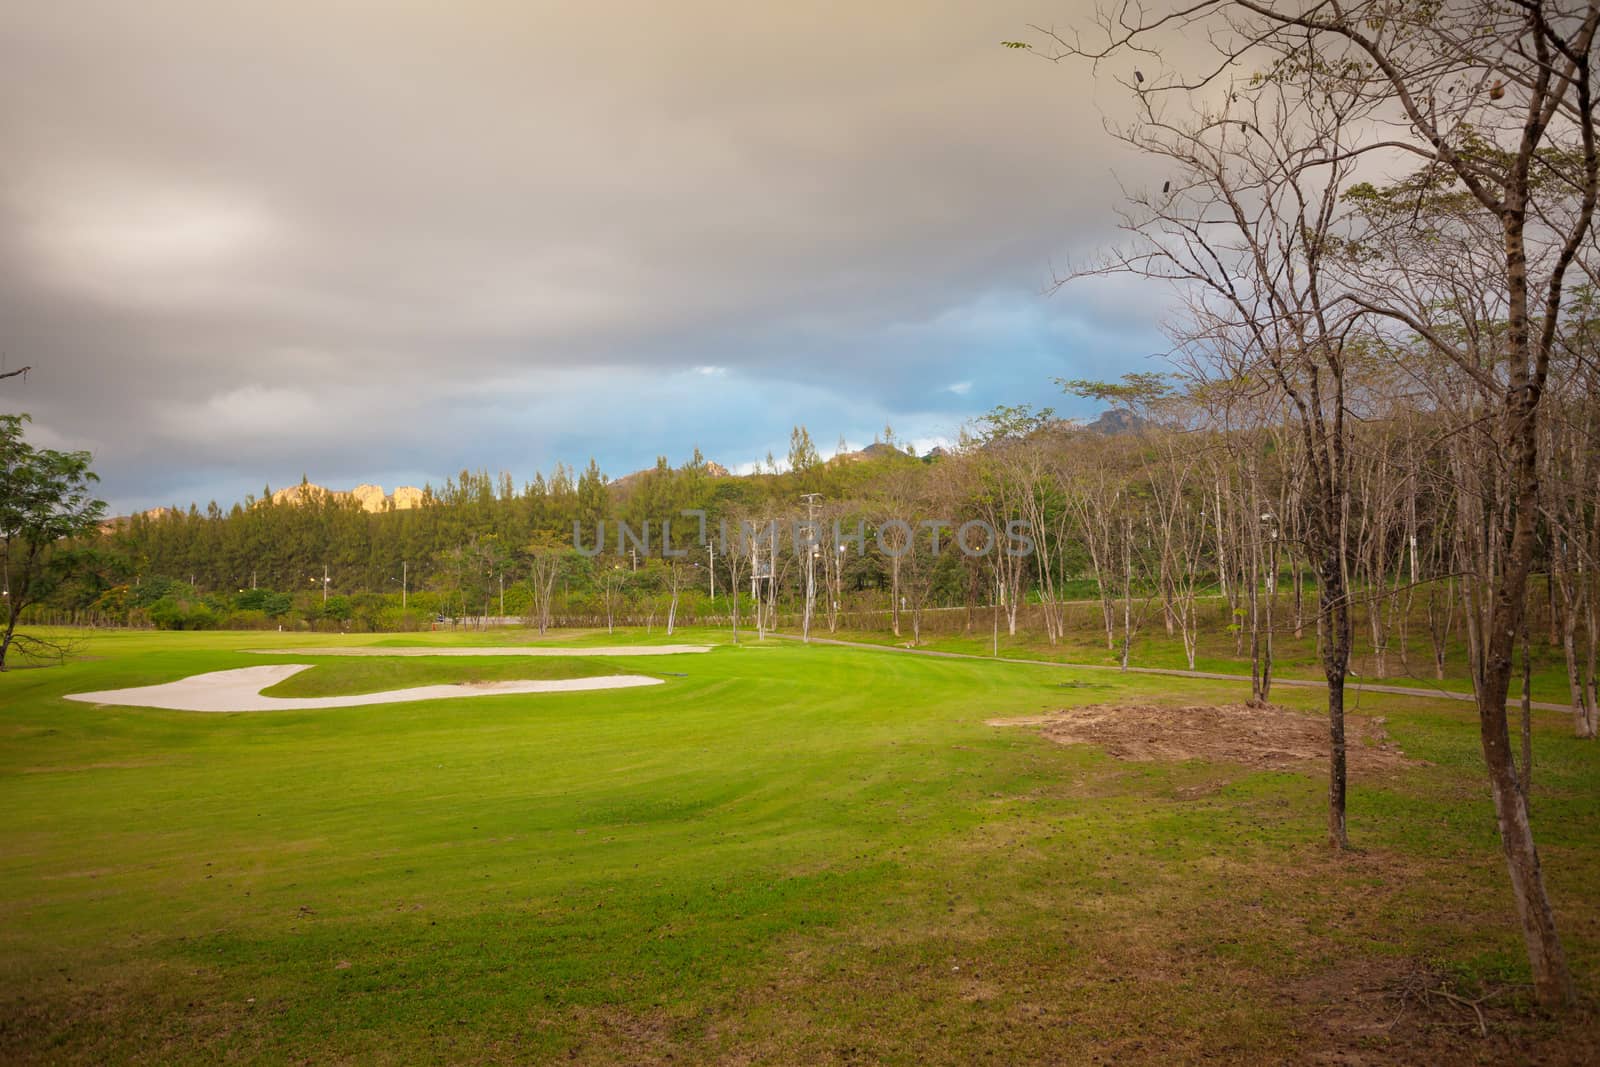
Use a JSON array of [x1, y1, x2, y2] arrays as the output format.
[[148, 596, 217, 630]]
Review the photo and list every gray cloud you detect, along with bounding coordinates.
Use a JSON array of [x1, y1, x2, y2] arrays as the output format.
[[0, 0, 1170, 513]]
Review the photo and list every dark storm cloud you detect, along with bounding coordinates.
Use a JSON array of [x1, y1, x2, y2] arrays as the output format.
[[0, 0, 1169, 512]]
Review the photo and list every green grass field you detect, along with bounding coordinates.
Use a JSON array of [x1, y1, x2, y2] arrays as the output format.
[[2, 627, 1597, 1063]]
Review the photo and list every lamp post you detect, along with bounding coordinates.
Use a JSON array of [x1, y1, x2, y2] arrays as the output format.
[[832, 541, 846, 634], [1257, 511, 1279, 702], [1260, 512, 1279, 595], [800, 493, 822, 643], [388, 562, 408, 611]]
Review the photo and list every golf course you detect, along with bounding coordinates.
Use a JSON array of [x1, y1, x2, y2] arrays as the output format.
[[5, 0, 1598, 1059], [3, 628, 1596, 1063]]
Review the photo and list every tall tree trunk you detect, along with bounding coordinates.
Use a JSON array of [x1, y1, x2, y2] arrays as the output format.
[[1322, 554, 1351, 850], [1473, 213, 1574, 1007], [891, 556, 901, 638]]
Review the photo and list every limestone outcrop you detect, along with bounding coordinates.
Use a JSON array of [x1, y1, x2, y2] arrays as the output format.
[[257, 482, 428, 512], [271, 483, 330, 506], [350, 484, 387, 511]]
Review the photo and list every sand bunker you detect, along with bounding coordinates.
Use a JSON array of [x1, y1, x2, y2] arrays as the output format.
[[989, 703, 1419, 772], [64, 664, 663, 713], [244, 645, 711, 657]]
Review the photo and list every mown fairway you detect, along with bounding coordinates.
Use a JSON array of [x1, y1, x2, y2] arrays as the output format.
[[2, 628, 1597, 1063]]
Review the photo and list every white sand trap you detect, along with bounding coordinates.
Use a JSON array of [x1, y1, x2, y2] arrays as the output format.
[[243, 644, 712, 657], [64, 664, 663, 713]]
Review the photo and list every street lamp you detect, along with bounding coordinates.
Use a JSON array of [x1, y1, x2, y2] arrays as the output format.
[[800, 492, 822, 643], [310, 565, 331, 605], [1260, 512, 1279, 595], [386, 572, 408, 611]]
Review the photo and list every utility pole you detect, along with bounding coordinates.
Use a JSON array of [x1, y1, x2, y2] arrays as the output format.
[[402, 560, 408, 611], [708, 542, 715, 600], [323, 563, 330, 606], [498, 571, 504, 618], [800, 493, 821, 643]]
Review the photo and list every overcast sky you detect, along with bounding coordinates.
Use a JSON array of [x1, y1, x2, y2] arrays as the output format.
[[1, 0, 1170, 514]]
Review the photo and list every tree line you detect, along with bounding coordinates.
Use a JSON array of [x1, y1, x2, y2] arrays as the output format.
[[30, 387, 1596, 743]]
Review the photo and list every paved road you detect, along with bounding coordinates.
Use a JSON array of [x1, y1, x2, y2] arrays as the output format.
[[772, 632, 1571, 713]]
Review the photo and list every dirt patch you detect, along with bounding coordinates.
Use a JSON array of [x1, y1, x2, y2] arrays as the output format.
[[989, 703, 1420, 772], [1285, 958, 1599, 1065]]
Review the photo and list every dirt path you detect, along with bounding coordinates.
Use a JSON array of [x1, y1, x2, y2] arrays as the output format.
[[64, 665, 663, 712], [243, 644, 712, 657], [772, 633, 1570, 713]]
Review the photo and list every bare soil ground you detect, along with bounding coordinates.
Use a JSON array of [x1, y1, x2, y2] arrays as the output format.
[[1286, 958, 1600, 1065], [989, 702, 1420, 773]]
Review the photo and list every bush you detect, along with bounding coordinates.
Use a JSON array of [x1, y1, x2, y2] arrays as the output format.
[[148, 596, 217, 630], [131, 577, 189, 610], [233, 588, 273, 612], [233, 588, 292, 616], [90, 584, 133, 619]]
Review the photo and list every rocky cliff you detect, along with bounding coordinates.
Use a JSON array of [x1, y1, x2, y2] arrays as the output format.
[[139, 482, 428, 519]]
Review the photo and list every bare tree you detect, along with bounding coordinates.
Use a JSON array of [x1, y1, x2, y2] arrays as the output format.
[[720, 518, 751, 645], [874, 503, 912, 639], [1135, 409, 1212, 670], [525, 538, 565, 635], [1061, 439, 1126, 653], [599, 566, 626, 635], [1030, 0, 1597, 1007], [818, 500, 857, 634], [1038, 34, 1362, 848], [1541, 307, 1600, 736], [663, 558, 685, 636], [960, 410, 1049, 638], [1326, 4, 1597, 1003]]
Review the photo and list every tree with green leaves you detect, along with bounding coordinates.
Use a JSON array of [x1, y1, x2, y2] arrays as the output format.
[[576, 458, 608, 533], [787, 425, 820, 476], [1, 414, 106, 669]]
